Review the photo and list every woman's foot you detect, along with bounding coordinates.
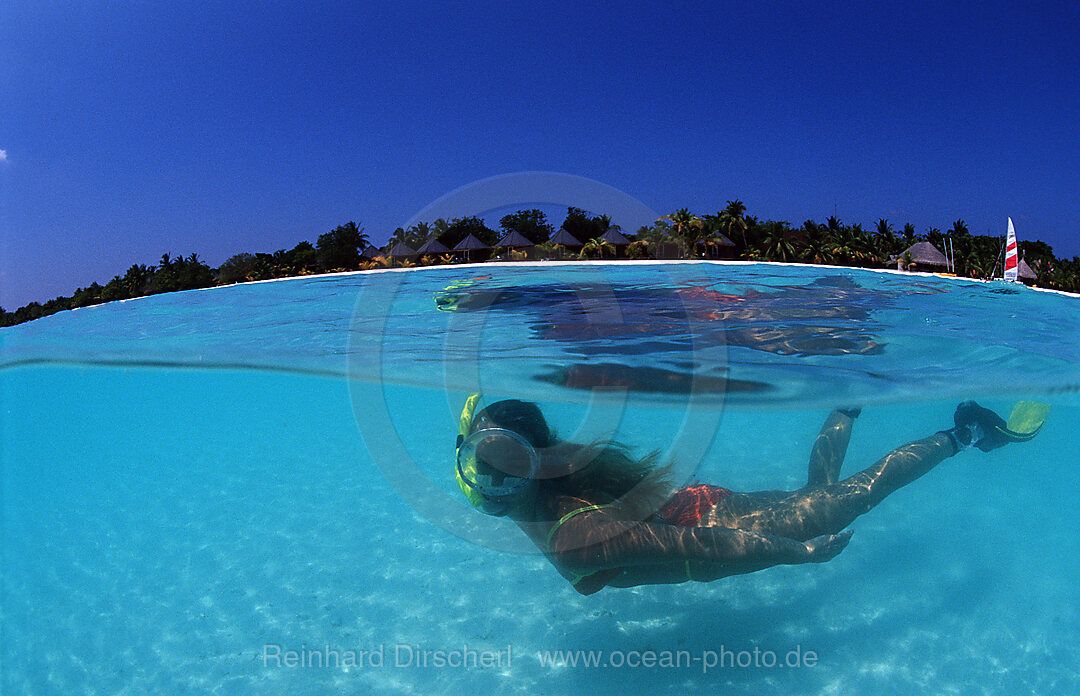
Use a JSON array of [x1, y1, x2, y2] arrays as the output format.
[[804, 529, 853, 563], [949, 401, 1009, 452]]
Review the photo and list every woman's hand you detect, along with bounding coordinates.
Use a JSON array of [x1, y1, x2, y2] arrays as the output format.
[[803, 530, 853, 563]]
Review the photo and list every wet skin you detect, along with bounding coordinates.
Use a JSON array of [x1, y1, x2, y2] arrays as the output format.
[[481, 409, 956, 593]]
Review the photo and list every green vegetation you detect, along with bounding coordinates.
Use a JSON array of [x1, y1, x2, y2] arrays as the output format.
[[499, 209, 554, 244], [4, 205, 1079, 328]]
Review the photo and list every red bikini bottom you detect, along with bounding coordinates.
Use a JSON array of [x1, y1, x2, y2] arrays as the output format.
[[657, 484, 733, 526]]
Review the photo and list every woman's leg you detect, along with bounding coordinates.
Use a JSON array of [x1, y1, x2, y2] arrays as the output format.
[[697, 408, 858, 528], [806, 409, 858, 486], [697, 402, 1021, 541], [702, 432, 957, 540]]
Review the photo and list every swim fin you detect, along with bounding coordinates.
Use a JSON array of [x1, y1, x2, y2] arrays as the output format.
[[952, 400, 1049, 452], [995, 401, 1051, 442]]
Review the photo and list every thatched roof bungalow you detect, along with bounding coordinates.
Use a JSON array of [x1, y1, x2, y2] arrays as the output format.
[[600, 229, 632, 246], [494, 230, 535, 248], [1018, 258, 1037, 281], [549, 228, 583, 247], [452, 233, 489, 262], [416, 238, 449, 255], [894, 241, 949, 271], [388, 242, 417, 258]]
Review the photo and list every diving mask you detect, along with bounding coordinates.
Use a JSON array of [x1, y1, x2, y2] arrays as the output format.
[[455, 427, 539, 516]]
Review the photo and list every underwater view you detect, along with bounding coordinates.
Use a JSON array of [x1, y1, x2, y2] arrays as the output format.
[[3, 261, 1079, 695]]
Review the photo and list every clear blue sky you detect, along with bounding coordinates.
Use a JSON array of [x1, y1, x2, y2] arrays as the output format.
[[3, 0, 1079, 309]]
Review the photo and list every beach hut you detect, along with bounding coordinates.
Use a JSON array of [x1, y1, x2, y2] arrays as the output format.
[[452, 233, 490, 262], [360, 245, 381, 260], [600, 229, 632, 247], [1018, 258, 1037, 283], [549, 228, 582, 247], [599, 229, 632, 259], [696, 232, 736, 259], [493, 230, 535, 257], [547, 227, 582, 260], [416, 237, 450, 255], [388, 241, 418, 258], [895, 241, 949, 272]]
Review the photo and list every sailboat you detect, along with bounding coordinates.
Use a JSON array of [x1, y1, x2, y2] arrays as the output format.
[[1003, 217, 1020, 283], [988, 217, 1025, 292]]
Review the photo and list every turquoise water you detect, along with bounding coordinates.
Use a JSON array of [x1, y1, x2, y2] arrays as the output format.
[[3, 262, 1079, 694]]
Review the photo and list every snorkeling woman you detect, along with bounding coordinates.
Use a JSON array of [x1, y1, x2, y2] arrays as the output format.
[[455, 396, 1048, 595]]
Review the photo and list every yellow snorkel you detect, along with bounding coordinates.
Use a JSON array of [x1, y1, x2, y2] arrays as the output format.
[[455, 393, 541, 516], [455, 393, 485, 510]]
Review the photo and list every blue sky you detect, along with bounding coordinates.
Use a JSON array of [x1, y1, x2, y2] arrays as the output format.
[[2, 0, 1079, 309]]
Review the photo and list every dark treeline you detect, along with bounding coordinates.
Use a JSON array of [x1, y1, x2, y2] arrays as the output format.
[[4, 203, 1079, 327], [640, 204, 1078, 289]]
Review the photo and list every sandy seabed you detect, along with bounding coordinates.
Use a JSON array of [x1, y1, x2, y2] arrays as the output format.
[[4, 365, 1079, 695]]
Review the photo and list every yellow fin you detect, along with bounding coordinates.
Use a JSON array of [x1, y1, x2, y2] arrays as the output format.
[[1006, 401, 1050, 435]]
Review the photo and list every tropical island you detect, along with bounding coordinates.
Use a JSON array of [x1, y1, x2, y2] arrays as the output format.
[[3, 202, 1078, 327]]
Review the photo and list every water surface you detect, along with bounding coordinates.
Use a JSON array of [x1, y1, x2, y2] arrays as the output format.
[[3, 262, 1078, 694]]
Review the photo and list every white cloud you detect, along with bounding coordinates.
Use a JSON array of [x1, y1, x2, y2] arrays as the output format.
[[0, 149, 7, 163]]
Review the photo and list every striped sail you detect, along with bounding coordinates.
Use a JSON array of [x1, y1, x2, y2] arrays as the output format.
[[1004, 217, 1019, 282]]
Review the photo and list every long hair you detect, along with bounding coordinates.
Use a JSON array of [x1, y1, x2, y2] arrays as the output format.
[[537, 441, 672, 520], [476, 400, 673, 520]]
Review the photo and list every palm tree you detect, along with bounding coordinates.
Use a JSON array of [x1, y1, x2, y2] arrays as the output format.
[[825, 223, 875, 267], [122, 264, 153, 296], [635, 222, 667, 245], [850, 223, 876, 266], [581, 236, 615, 259], [965, 235, 1002, 279], [718, 200, 749, 252], [405, 222, 430, 248], [872, 218, 899, 261], [1046, 257, 1080, 292], [658, 209, 703, 246], [626, 239, 651, 259], [389, 227, 408, 248], [798, 221, 831, 264], [640, 220, 689, 258], [924, 227, 944, 256], [959, 248, 990, 278], [901, 223, 919, 246], [760, 221, 798, 262], [595, 214, 621, 235], [940, 220, 971, 274], [694, 226, 732, 258]]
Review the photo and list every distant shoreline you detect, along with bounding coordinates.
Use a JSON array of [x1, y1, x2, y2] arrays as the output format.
[[8, 208, 1078, 326], [5, 259, 1075, 332]]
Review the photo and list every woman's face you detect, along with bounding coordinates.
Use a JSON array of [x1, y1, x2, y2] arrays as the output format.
[[472, 414, 536, 477], [464, 410, 541, 515]]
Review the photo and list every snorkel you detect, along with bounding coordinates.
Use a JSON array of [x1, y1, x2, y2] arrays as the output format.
[[455, 394, 541, 516]]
